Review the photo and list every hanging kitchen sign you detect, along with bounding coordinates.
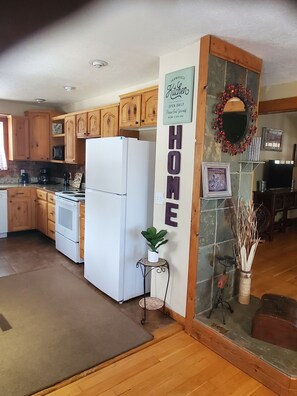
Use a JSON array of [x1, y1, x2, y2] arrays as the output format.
[[163, 66, 195, 125]]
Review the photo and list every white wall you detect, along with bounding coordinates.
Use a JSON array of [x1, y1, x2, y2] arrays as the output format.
[[151, 41, 200, 317], [0, 100, 57, 116], [62, 80, 158, 113], [260, 81, 297, 101]]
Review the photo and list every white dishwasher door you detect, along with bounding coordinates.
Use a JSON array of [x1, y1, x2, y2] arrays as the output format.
[[0, 190, 8, 238]]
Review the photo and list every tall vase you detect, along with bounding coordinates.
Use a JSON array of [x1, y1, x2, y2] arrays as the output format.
[[238, 270, 252, 305]]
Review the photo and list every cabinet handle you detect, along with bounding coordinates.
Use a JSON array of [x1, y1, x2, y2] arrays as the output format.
[[16, 192, 24, 195], [135, 121, 139, 124]]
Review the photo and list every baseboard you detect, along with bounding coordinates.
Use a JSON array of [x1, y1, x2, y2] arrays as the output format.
[[164, 306, 185, 327]]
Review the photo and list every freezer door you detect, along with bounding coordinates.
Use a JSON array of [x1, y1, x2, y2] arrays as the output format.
[[84, 189, 126, 301], [86, 137, 128, 194]]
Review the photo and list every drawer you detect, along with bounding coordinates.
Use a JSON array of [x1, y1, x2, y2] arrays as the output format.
[[8, 187, 32, 198], [36, 189, 47, 201], [47, 220, 55, 240], [47, 202, 55, 222], [47, 192, 55, 204]]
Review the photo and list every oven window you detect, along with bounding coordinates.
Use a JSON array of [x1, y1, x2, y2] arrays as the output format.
[[58, 206, 73, 230]]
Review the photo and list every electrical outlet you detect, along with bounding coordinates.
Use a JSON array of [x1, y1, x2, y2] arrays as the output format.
[[155, 192, 164, 205], [20, 169, 25, 174]]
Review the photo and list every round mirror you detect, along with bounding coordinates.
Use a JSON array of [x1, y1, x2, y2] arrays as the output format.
[[222, 97, 247, 144], [213, 84, 258, 155]]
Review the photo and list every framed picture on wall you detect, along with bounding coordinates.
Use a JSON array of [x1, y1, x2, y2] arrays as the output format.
[[202, 162, 232, 198], [261, 127, 284, 151]]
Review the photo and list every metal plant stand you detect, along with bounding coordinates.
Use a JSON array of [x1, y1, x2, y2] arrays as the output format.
[[207, 255, 235, 325], [136, 258, 170, 325]]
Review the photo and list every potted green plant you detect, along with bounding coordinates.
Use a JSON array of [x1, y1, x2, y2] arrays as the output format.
[[141, 226, 168, 262]]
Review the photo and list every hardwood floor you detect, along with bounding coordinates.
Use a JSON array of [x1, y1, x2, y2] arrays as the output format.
[[2, 230, 294, 395], [251, 228, 297, 300], [38, 324, 276, 396]]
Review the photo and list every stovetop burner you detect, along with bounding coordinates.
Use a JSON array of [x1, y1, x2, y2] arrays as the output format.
[[55, 190, 85, 202]]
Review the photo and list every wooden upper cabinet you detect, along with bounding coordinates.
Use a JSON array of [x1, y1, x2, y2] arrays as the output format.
[[64, 115, 76, 163], [101, 105, 119, 137], [25, 111, 51, 161], [119, 87, 158, 128], [76, 113, 87, 138], [87, 110, 101, 138], [141, 88, 158, 126], [64, 115, 85, 164], [8, 116, 30, 161], [76, 110, 101, 138], [119, 95, 141, 128]]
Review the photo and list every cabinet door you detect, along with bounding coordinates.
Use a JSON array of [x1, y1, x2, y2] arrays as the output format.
[[36, 199, 48, 235], [27, 112, 50, 161], [64, 115, 76, 163], [8, 188, 33, 232], [76, 113, 88, 138], [8, 116, 30, 161], [87, 110, 101, 138], [65, 115, 85, 164], [101, 106, 119, 137], [141, 88, 158, 126], [119, 95, 141, 128]]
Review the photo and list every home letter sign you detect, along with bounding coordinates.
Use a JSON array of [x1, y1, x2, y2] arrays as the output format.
[[165, 125, 182, 227]]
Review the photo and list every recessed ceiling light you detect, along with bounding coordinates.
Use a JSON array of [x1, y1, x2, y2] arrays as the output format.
[[64, 86, 76, 92], [89, 59, 108, 69], [34, 98, 46, 103]]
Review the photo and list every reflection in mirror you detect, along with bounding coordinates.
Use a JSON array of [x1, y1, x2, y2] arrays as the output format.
[[213, 84, 257, 155], [222, 97, 247, 144]]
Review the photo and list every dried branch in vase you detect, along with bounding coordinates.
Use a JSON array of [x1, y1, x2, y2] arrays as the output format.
[[230, 199, 261, 272]]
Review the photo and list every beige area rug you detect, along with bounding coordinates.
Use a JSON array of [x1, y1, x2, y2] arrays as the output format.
[[0, 266, 152, 396]]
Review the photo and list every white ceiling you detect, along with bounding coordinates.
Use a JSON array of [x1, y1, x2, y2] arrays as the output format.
[[1, 0, 297, 108]]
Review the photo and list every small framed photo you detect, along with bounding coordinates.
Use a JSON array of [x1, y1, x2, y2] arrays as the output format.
[[52, 122, 63, 135], [202, 162, 232, 198], [261, 127, 283, 151]]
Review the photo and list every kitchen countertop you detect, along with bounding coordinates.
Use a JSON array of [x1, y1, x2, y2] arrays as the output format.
[[0, 184, 84, 194]]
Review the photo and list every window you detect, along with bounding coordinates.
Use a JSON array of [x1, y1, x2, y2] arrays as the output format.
[[0, 118, 8, 170]]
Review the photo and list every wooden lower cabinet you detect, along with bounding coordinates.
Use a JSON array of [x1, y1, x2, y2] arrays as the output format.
[[36, 189, 48, 235], [8, 188, 35, 232], [80, 203, 85, 260], [47, 192, 55, 240]]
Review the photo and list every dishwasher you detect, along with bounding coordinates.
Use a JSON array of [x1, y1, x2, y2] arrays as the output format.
[[0, 190, 8, 238]]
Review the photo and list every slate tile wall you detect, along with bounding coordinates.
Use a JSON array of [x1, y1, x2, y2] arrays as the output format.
[[195, 54, 260, 315]]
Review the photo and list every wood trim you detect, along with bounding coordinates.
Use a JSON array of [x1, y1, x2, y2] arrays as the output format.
[[259, 96, 297, 114], [164, 306, 185, 327], [190, 320, 297, 395], [210, 35, 262, 73], [185, 35, 210, 334], [52, 104, 119, 121]]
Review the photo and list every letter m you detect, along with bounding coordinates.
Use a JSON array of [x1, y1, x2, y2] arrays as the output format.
[[166, 176, 180, 200]]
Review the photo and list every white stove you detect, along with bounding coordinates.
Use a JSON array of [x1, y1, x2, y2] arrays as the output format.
[[55, 190, 85, 263], [55, 190, 85, 202]]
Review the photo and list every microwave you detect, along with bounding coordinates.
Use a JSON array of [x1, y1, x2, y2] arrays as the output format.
[[53, 145, 65, 160]]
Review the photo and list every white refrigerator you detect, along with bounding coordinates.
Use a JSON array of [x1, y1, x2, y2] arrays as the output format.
[[84, 137, 155, 302]]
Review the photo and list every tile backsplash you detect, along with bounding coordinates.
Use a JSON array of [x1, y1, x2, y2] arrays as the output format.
[[0, 160, 85, 185]]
